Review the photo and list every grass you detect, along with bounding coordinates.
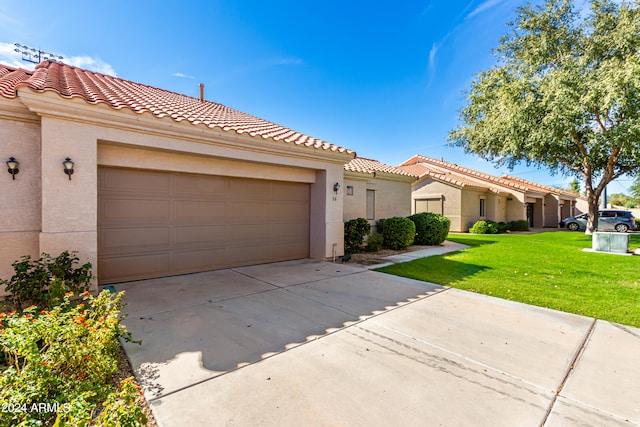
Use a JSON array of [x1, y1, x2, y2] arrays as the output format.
[[376, 232, 640, 327]]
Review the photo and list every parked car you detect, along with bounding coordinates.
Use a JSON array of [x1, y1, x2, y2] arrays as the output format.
[[560, 210, 636, 232]]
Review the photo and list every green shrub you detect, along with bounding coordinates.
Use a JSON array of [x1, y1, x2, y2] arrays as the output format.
[[344, 218, 371, 253], [375, 218, 386, 234], [0, 291, 147, 426], [497, 222, 510, 233], [382, 217, 416, 250], [1, 251, 93, 311], [635, 218, 640, 228], [366, 233, 384, 252], [469, 220, 498, 234], [508, 220, 530, 231], [408, 213, 451, 245]]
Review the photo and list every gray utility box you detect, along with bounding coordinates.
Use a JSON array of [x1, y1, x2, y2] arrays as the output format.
[[592, 232, 630, 254]]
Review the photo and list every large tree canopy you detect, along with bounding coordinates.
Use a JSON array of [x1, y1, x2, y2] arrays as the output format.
[[449, 0, 640, 233]]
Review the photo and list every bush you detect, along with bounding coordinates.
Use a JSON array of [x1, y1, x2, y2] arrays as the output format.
[[344, 218, 371, 253], [375, 218, 386, 234], [0, 291, 147, 426], [469, 220, 498, 234], [408, 213, 451, 245], [366, 233, 384, 252], [497, 222, 510, 233], [382, 217, 416, 250], [635, 218, 640, 229], [508, 220, 530, 231], [1, 251, 93, 311]]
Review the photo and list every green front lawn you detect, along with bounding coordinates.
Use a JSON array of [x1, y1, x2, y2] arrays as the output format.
[[376, 232, 640, 327]]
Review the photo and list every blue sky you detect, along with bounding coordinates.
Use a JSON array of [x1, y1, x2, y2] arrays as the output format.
[[0, 0, 632, 194]]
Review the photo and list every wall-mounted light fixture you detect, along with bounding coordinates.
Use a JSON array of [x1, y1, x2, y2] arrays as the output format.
[[6, 157, 19, 180], [63, 157, 74, 180], [333, 182, 340, 194]]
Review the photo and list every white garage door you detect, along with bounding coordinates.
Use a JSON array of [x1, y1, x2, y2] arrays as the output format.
[[98, 167, 310, 284]]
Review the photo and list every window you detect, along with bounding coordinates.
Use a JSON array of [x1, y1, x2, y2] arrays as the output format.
[[479, 198, 486, 217], [346, 185, 354, 196], [415, 198, 442, 215], [366, 190, 375, 220]]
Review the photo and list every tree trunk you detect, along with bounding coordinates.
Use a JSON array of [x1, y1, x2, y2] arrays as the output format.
[[585, 195, 599, 235]]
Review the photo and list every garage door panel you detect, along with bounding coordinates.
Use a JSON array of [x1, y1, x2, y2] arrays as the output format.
[[101, 227, 171, 251], [100, 253, 171, 282], [271, 182, 310, 201], [172, 248, 228, 272], [98, 167, 310, 284], [174, 201, 226, 222], [101, 199, 171, 222], [174, 174, 227, 196], [100, 168, 170, 194], [174, 225, 227, 246], [230, 178, 271, 199], [272, 223, 309, 240], [228, 223, 272, 241], [270, 201, 309, 220], [228, 201, 269, 222]]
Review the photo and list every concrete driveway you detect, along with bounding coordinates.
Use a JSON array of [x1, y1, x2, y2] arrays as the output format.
[[117, 249, 640, 427]]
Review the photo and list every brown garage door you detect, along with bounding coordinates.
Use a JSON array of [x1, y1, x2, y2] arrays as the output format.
[[98, 167, 310, 284]]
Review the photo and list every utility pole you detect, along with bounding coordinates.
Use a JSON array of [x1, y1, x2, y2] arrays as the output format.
[[13, 43, 63, 64]]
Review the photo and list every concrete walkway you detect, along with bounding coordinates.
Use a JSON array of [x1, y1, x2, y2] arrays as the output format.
[[116, 243, 640, 427]]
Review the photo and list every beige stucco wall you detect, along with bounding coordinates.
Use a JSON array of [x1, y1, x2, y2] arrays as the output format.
[[343, 172, 413, 229], [0, 100, 42, 289], [1, 89, 352, 295], [411, 178, 465, 231]]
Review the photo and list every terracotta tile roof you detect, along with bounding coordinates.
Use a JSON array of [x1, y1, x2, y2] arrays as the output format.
[[501, 175, 579, 198], [0, 61, 353, 154], [397, 162, 498, 191], [345, 157, 414, 177], [402, 155, 555, 195]]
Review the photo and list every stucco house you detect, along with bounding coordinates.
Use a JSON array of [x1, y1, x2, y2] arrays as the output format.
[[343, 157, 416, 228], [0, 61, 356, 290], [397, 155, 578, 232]]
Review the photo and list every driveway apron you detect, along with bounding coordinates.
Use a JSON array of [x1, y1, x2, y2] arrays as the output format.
[[116, 254, 640, 427]]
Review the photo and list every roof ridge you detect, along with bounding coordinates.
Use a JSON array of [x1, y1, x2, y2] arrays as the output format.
[[0, 61, 354, 155]]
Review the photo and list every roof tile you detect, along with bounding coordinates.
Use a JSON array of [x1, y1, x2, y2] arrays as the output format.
[[0, 61, 353, 155], [345, 157, 415, 177]]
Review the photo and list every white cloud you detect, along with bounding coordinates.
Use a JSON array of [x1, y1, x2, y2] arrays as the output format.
[[428, 42, 439, 73], [0, 42, 33, 69], [466, 0, 505, 20], [172, 72, 195, 79], [65, 56, 117, 76]]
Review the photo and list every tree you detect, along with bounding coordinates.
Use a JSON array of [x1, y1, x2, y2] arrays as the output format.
[[630, 176, 640, 204], [608, 193, 630, 207], [449, 0, 640, 234], [568, 178, 580, 195]]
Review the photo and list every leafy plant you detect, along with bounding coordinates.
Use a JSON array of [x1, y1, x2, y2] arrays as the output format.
[[344, 218, 371, 253], [0, 291, 146, 426], [1, 251, 93, 311], [382, 217, 415, 250], [508, 220, 530, 232], [408, 213, 451, 245], [365, 233, 384, 252], [469, 220, 497, 234]]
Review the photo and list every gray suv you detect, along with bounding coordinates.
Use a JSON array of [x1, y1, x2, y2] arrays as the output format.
[[561, 210, 636, 232]]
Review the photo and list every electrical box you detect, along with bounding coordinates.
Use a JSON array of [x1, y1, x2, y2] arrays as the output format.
[[592, 232, 630, 254]]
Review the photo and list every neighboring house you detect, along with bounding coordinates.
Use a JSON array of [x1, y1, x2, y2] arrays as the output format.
[[397, 155, 579, 232], [343, 157, 416, 228], [0, 61, 355, 291]]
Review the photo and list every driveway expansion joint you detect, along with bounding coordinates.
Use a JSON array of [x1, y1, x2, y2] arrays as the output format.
[[541, 317, 598, 426]]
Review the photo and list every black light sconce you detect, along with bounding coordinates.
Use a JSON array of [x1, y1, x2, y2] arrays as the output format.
[[333, 182, 340, 193], [63, 157, 74, 180], [6, 157, 19, 180]]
